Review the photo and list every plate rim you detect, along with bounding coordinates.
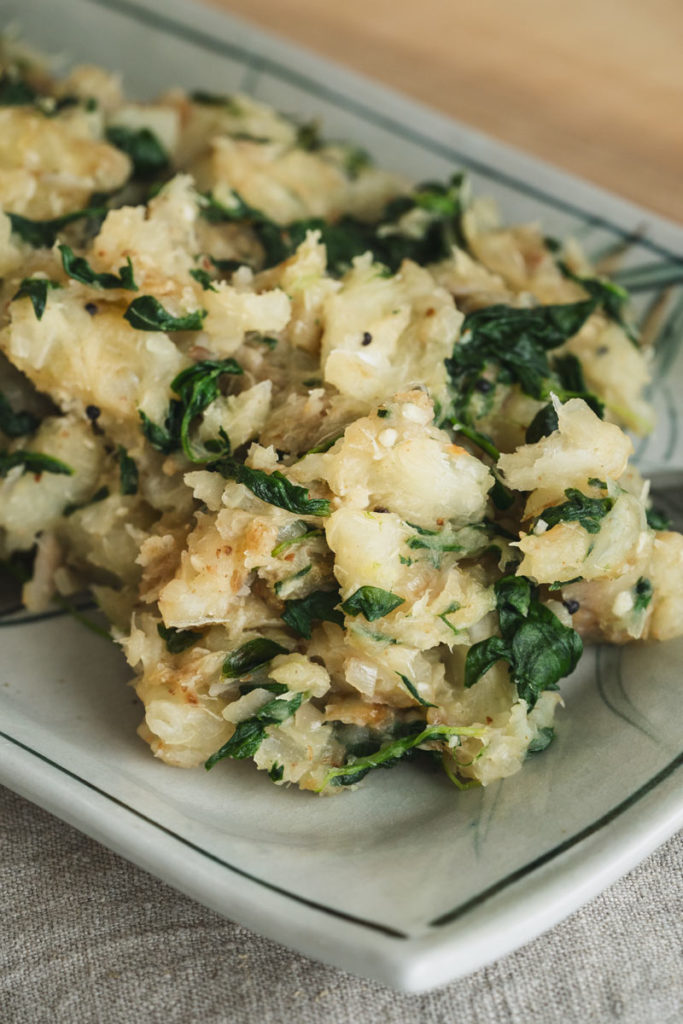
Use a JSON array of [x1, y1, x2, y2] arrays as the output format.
[[2, 723, 682, 991], [1, 0, 683, 993]]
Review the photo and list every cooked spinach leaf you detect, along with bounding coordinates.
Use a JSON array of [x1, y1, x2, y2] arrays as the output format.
[[222, 637, 288, 678], [138, 358, 242, 461], [281, 588, 343, 638], [157, 622, 203, 654], [238, 681, 288, 697], [0, 450, 74, 478], [59, 244, 137, 290], [205, 690, 303, 766], [268, 763, 284, 782], [558, 260, 637, 344], [340, 585, 404, 621], [348, 624, 398, 645], [0, 393, 39, 438], [189, 267, 217, 292], [446, 302, 605, 450], [525, 403, 559, 444], [12, 278, 62, 320], [406, 531, 462, 553], [63, 485, 109, 517], [8, 207, 106, 248], [646, 507, 671, 531], [105, 125, 169, 178], [117, 445, 139, 495], [211, 455, 331, 516], [305, 432, 344, 455], [138, 410, 177, 454], [528, 726, 555, 753], [0, 71, 38, 106], [447, 300, 596, 406], [438, 601, 463, 636], [198, 173, 467, 275], [320, 721, 483, 788], [343, 146, 371, 179], [271, 527, 323, 557], [465, 575, 582, 706], [552, 353, 605, 417], [295, 120, 322, 151], [172, 359, 242, 461], [396, 673, 436, 708], [540, 487, 614, 534], [633, 577, 653, 613], [0, 73, 87, 116], [124, 296, 207, 332], [274, 564, 311, 597], [190, 90, 241, 111]]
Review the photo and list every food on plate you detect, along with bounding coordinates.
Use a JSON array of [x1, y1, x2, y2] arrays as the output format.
[[1, 44, 681, 794]]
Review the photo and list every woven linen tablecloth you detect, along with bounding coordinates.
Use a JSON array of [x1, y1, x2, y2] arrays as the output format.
[[1, 785, 680, 1024]]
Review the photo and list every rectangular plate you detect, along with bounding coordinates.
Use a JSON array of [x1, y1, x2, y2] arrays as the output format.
[[1, 0, 682, 992]]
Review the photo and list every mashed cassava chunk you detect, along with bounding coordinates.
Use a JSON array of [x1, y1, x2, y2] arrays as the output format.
[[0, 45, 680, 795]]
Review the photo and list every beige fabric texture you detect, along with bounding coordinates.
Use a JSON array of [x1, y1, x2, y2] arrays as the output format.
[[1, 784, 681, 1024]]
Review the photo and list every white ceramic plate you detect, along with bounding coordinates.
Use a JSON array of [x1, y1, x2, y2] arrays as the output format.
[[1, 0, 682, 993]]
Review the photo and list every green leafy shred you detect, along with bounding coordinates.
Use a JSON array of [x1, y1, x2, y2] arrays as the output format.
[[205, 690, 304, 767], [343, 145, 371, 179], [59, 244, 138, 290], [268, 763, 284, 782], [157, 622, 203, 654], [340, 585, 405, 621], [273, 564, 311, 597], [138, 358, 242, 461], [304, 432, 344, 455], [105, 125, 169, 178], [447, 300, 596, 400], [0, 71, 39, 106], [633, 577, 653, 613], [646, 507, 671, 531], [557, 260, 638, 344], [525, 403, 559, 444], [552, 354, 605, 418], [117, 445, 139, 495], [189, 267, 217, 292], [8, 207, 106, 248], [197, 173, 468, 275], [281, 588, 343, 638], [0, 73, 88, 116], [210, 455, 331, 516], [446, 302, 604, 447], [0, 393, 40, 438], [396, 673, 436, 708], [172, 360, 241, 461], [540, 487, 614, 534], [190, 90, 241, 112], [124, 296, 207, 332], [465, 576, 582, 707], [0, 450, 74, 478], [438, 601, 462, 636], [271, 526, 323, 557], [295, 120, 322, 151], [222, 637, 288, 678], [527, 726, 555, 753], [63, 485, 109, 517], [319, 721, 483, 788], [12, 278, 62, 320]]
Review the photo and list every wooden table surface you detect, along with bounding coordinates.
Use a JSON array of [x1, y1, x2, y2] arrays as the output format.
[[205, 0, 683, 223]]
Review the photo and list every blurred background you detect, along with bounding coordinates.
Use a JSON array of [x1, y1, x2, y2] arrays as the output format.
[[205, 0, 682, 222]]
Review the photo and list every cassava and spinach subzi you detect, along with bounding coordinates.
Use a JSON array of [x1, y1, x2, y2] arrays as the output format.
[[0, 45, 681, 794]]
